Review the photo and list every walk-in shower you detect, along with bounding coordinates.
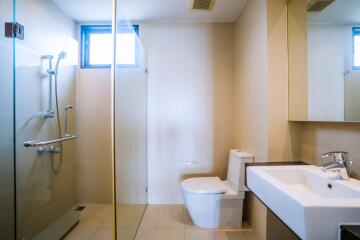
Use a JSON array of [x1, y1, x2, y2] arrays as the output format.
[[11, 3, 79, 236], [1, 0, 148, 239]]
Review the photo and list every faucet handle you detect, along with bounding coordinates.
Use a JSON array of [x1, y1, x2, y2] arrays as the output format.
[[321, 151, 352, 179], [65, 105, 74, 111], [321, 151, 349, 162], [321, 152, 352, 171]]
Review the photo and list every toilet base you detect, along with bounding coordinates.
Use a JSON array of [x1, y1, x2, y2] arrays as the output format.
[[183, 192, 244, 229]]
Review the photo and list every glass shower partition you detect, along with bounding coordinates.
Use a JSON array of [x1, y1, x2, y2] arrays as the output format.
[[0, 0, 15, 239], [113, 8, 148, 240], [14, 0, 79, 239]]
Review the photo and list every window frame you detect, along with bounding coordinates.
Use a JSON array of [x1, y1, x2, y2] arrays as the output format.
[[80, 24, 139, 69], [353, 27, 360, 70]]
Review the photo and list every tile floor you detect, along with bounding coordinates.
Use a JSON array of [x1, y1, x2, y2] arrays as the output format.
[[64, 204, 113, 240], [64, 204, 259, 240]]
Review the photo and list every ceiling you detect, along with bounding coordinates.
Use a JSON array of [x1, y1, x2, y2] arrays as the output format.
[[308, 0, 360, 24], [52, 0, 247, 23]]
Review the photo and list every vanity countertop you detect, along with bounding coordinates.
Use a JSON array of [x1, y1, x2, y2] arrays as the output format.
[[245, 161, 308, 167]]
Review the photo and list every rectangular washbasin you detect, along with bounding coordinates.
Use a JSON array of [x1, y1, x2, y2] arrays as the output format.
[[246, 165, 360, 240]]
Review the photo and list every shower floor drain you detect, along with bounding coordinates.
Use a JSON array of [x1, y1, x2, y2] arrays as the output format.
[[75, 206, 86, 211]]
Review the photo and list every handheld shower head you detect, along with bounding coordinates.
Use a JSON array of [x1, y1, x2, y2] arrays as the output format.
[[58, 51, 67, 60], [55, 51, 67, 74]]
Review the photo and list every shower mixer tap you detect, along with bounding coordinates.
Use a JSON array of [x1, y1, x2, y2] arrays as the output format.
[[37, 145, 61, 155]]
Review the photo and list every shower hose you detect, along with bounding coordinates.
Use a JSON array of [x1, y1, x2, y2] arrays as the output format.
[[52, 72, 63, 175]]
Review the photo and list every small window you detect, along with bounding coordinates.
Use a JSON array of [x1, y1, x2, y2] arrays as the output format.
[[353, 27, 360, 70], [80, 25, 139, 68]]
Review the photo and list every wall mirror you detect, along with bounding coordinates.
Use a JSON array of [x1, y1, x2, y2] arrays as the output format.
[[288, 0, 360, 122]]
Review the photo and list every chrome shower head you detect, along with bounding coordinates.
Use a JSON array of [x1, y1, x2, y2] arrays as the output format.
[[58, 51, 67, 60], [54, 51, 67, 74]]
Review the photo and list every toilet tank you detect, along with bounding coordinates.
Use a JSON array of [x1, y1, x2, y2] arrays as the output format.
[[226, 150, 254, 192]]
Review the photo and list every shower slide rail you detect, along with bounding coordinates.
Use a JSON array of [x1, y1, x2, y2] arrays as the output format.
[[24, 135, 77, 147]]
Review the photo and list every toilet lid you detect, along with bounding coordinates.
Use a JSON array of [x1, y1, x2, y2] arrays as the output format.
[[181, 177, 226, 194]]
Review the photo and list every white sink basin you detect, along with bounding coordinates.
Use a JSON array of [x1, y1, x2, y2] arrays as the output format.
[[247, 165, 360, 240]]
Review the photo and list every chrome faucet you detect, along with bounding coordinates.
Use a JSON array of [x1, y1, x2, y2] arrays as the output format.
[[321, 151, 352, 180]]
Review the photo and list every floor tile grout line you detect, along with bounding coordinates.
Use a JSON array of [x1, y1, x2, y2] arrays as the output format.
[[88, 227, 100, 240], [182, 205, 185, 240], [154, 205, 161, 230], [154, 205, 162, 230]]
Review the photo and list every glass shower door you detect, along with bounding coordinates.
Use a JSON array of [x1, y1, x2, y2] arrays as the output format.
[[14, 0, 79, 239], [114, 9, 148, 240], [0, 0, 15, 239]]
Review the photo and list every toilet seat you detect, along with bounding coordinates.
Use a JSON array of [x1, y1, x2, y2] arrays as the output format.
[[181, 177, 226, 194]]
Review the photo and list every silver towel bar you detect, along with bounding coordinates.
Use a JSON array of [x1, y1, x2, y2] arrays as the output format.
[[24, 135, 77, 147]]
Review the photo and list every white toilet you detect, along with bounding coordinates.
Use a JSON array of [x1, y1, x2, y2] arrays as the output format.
[[180, 149, 254, 229]]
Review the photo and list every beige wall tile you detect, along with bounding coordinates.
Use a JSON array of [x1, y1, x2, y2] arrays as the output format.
[[76, 68, 112, 204], [234, 0, 269, 239], [268, 116, 301, 162], [234, 0, 269, 164], [234, 0, 302, 239], [288, 0, 309, 120], [267, 0, 301, 163], [78, 22, 236, 205]]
